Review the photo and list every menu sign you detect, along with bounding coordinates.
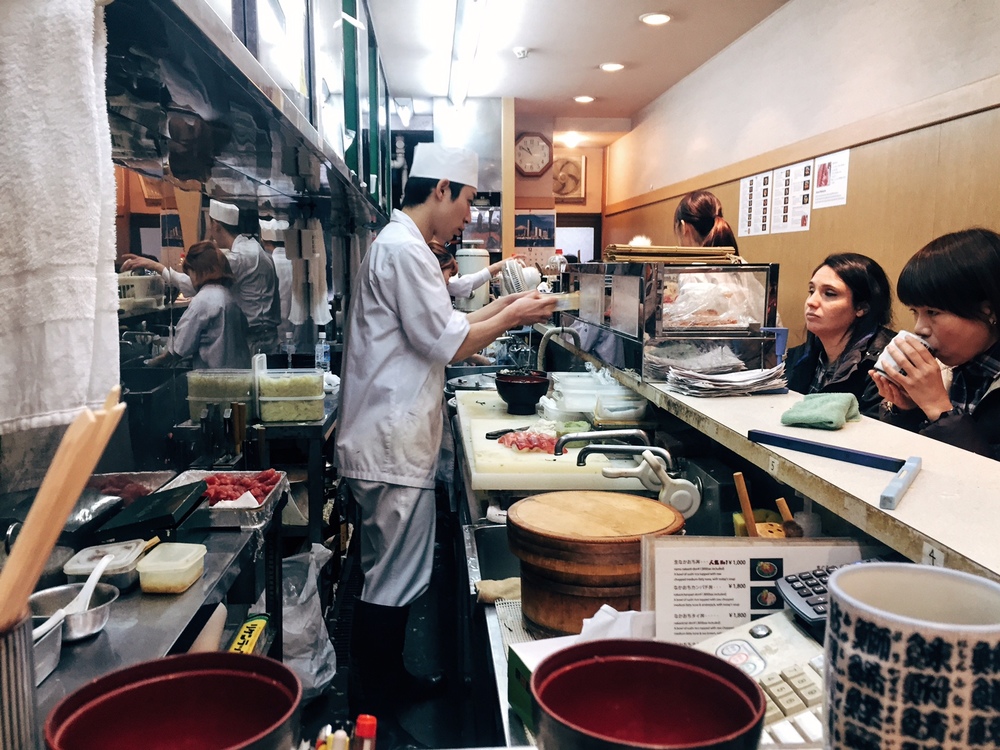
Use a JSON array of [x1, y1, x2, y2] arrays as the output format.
[[769, 159, 814, 234], [643, 537, 876, 645], [737, 170, 773, 237]]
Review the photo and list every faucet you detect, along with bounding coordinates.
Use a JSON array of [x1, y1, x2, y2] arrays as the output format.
[[553, 428, 651, 456], [537, 326, 582, 370], [577, 443, 675, 471]]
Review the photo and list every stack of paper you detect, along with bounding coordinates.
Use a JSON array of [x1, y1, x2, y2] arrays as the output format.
[[665, 363, 786, 397]]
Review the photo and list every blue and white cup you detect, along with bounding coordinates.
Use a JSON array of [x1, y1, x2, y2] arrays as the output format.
[[825, 563, 1000, 750], [874, 330, 931, 376]]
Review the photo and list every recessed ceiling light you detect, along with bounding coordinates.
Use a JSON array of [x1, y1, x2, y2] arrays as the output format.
[[639, 12, 671, 26], [599, 62, 625, 72], [574, 95, 595, 103]]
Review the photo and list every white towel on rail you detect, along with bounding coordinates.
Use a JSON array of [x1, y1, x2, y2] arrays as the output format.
[[0, 0, 118, 434], [307, 218, 332, 326]]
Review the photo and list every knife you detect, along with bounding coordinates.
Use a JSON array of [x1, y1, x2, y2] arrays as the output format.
[[486, 426, 530, 440]]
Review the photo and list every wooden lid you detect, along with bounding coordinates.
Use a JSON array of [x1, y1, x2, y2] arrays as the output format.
[[507, 491, 684, 543]]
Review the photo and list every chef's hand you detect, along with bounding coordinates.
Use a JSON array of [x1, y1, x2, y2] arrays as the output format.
[[507, 291, 559, 326], [120, 254, 165, 274], [869, 337, 951, 420]]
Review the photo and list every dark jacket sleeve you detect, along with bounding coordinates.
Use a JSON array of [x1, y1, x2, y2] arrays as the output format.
[[881, 385, 1000, 461]]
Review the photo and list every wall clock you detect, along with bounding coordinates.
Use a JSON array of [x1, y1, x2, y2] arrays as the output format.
[[514, 132, 553, 177], [552, 155, 586, 200]]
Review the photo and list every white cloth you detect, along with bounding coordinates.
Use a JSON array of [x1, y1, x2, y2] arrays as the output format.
[[0, 0, 118, 434], [347, 478, 437, 607], [335, 209, 470, 488], [307, 218, 332, 326], [447, 266, 492, 299], [168, 284, 251, 369], [272, 246, 294, 338]]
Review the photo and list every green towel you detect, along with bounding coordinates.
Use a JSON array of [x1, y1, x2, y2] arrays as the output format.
[[781, 393, 861, 430]]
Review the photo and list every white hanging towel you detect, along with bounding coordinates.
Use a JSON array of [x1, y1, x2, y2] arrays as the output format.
[[307, 219, 332, 325], [0, 0, 118, 434]]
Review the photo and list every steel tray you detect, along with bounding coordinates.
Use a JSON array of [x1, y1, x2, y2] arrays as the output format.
[[161, 470, 289, 530]]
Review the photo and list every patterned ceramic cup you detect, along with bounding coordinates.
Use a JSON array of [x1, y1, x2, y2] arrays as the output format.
[[825, 563, 1000, 750]]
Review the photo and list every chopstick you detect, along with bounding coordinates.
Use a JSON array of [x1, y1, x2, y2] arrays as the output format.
[[733, 472, 759, 538], [0, 388, 125, 632]]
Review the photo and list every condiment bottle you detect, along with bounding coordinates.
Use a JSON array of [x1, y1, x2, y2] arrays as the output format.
[[352, 714, 376, 750]]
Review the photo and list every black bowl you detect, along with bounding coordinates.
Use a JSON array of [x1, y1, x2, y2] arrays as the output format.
[[495, 372, 549, 415]]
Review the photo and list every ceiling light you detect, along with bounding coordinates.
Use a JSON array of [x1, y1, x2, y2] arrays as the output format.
[[599, 62, 625, 72], [512, 47, 529, 59], [639, 12, 671, 26], [574, 95, 594, 103], [449, 0, 489, 107], [558, 131, 584, 148]]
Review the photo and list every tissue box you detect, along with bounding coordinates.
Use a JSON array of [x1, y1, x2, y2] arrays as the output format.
[[507, 635, 578, 733]]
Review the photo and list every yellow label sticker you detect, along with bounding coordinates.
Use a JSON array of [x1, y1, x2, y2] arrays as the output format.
[[228, 614, 269, 654]]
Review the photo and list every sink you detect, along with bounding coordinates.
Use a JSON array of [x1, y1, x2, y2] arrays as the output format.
[[472, 524, 520, 582]]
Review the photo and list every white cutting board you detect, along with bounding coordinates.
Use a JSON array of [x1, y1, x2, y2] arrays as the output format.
[[455, 391, 647, 492]]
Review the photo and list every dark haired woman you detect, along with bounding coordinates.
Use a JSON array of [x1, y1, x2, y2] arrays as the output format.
[[146, 240, 250, 369], [674, 190, 739, 252], [872, 228, 1000, 459], [785, 253, 895, 417]]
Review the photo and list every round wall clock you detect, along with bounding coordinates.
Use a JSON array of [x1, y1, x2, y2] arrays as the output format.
[[514, 132, 553, 177]]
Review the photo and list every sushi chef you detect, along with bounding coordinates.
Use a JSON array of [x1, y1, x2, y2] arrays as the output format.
[[121, 199, 281, 355], [335, 143, 557, 731]]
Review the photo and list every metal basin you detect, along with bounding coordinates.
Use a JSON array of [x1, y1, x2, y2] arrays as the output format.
[[30, 583, 119, 642], [473, 524, 520, 582]]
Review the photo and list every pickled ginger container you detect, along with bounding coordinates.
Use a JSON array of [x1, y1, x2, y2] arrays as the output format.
[[186, 369, 254, 422], [257, 369, 324, 423]]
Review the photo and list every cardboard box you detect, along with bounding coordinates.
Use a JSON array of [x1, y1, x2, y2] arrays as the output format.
[[507, 635, 578, 733]]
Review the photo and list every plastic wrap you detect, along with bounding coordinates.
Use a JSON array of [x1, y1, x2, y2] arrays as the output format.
[[660, 271, 768, 328]]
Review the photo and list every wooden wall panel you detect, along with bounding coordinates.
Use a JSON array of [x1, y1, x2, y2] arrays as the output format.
[[604, 107, 1000, 348]]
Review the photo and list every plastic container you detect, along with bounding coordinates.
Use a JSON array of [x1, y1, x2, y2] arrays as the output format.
[[593, 393, 648, 422], [258, 395, 326, 423], [257, 369, 323, 398], [315, 332, 330, 373], [64, 539, 146, 591], [136, 543, 207, 594], [185, 369, 254, 422]]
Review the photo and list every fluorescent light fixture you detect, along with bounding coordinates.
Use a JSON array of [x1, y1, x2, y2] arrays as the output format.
[[341, 11, 366, 30], [558, 131, 584, 147], [393, 98, 413, 128], [574, 95, 595, 104], [639, 12, 671, 26], [449, 0, 488, 107], [599, 62, 624, 72]]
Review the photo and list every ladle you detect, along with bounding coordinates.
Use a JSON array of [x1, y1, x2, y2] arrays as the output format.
[[32, 553, 114, 640]]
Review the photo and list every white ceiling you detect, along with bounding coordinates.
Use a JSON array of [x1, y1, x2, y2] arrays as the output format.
[[367, 0, 789, 146]]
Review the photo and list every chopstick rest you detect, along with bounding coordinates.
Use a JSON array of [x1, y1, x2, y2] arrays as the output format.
[[879, 457, 921, 510]]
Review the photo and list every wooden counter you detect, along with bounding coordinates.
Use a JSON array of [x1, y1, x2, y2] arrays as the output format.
[[540, 329, 1000, 582]]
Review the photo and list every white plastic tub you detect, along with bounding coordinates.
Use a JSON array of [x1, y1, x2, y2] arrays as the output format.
[[136, 543, 207, 594]]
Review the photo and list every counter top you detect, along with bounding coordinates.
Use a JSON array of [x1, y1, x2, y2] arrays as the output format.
[[536, 327, 1000, 580], [455, 391, 646, 494]]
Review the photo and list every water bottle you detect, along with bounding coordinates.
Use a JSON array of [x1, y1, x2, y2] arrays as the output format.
[[543, 249, 568, 292], [282, 332, 295, 369], [315, 331, 330, 373]]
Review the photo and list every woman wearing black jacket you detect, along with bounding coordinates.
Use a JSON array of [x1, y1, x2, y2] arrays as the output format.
[[785, 253, 895, 417], [873, 228, 1000, 460]]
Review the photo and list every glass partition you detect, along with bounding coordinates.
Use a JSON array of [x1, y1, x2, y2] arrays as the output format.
[[313, 0, 347, 158], [255, 0, 311, 120]]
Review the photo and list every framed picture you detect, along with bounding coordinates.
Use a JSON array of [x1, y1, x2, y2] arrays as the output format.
[[552, 155, 586, 201], [514, 211, 556, 248]]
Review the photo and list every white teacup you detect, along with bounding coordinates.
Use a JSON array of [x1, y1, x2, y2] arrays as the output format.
[[874, 330, 930, 376], [825, 563, 1000, 749]]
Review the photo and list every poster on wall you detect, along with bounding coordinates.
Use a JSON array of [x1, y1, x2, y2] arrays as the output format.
[[514, 211, 556, 248], [737, 171, 773, 237], [812, 149, 850, 208], [768, 159, 814, 234], [465, 206, 502, 251]]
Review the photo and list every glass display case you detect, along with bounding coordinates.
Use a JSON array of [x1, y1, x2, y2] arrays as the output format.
[[562, 262, 781, 380]]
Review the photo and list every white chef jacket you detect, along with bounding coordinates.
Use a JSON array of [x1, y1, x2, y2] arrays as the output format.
[[168, 284, 251, 369], [160, 235, 280, 335], [447, 266, 492, 299], [335, 210, 470, 488]]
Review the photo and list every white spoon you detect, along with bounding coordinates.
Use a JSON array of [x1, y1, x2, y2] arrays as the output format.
[[35, 552, 116, 639]]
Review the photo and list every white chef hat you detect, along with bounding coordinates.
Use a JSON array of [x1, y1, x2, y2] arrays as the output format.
[[209, 199, 239, 226], [409, 143, 479, 190]]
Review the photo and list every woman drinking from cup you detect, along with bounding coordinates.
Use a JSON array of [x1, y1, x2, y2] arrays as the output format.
[[785, 253, 895, 416], [872, 228, 1000, 459]]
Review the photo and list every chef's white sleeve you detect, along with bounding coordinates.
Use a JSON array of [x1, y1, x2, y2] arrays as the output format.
[[161, 267, 195, 296], [447, 266, 492, 298]]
